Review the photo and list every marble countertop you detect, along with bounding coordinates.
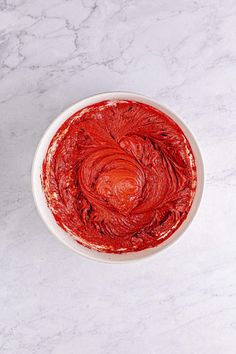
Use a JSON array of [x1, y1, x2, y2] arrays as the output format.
[[1, 0, 236, 353]]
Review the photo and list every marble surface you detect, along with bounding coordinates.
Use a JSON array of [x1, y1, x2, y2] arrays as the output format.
[[1, 0, 236, 353]]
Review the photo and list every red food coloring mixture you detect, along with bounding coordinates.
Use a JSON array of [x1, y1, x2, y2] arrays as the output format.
[[42, 100, 196, 253]]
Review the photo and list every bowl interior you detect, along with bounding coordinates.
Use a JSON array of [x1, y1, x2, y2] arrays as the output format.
[[32, 92, 204, 263]]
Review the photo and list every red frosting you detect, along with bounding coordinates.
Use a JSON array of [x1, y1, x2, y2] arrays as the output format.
[[42, 100, 196, 253]]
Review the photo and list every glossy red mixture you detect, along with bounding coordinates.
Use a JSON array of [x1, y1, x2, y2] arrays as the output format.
[[42, 100, 196, 253]]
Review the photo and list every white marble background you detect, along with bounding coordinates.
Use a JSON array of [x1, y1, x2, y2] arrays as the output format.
[[1, 0, 236, 353]]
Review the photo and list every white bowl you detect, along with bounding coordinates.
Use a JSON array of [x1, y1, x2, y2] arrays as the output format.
[[32, 92, 204, 263]]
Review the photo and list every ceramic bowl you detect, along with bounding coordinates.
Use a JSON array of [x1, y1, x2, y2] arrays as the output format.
[[32, 92, 204, 263]]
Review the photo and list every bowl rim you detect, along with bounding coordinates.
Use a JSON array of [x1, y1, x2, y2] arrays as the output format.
[[31, 91, 204, 263]]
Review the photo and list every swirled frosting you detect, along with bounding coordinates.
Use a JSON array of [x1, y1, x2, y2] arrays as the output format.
[[42, 100, 196, 253]]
